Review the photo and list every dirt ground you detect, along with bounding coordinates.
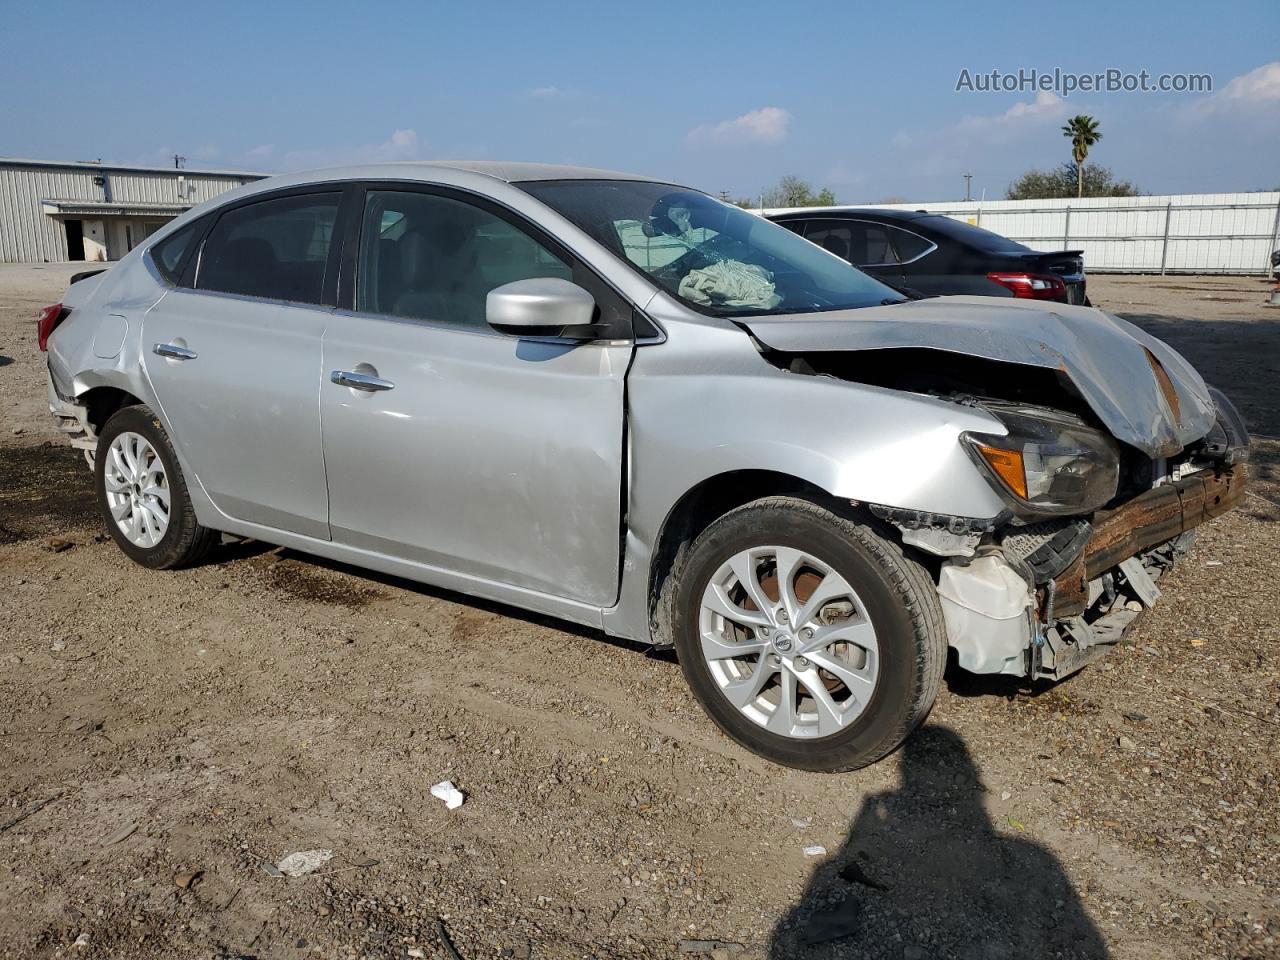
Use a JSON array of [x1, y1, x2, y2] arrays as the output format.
[[1, 264, 1277, 960]]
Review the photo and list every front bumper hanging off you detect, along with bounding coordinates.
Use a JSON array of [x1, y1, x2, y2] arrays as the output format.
[[1036, 463, 1249, 678], [934, 462, 1249, 681], [1052, 464, 1248, 614]]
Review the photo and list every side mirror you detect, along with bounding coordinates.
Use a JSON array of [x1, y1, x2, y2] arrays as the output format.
[[486, 278, 601, 339]]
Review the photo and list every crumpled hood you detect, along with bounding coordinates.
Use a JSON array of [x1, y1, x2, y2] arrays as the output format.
[[742, 296, 1217, 458]]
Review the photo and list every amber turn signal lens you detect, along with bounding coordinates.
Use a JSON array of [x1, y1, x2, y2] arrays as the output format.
[[975, 444, 1028, 499]]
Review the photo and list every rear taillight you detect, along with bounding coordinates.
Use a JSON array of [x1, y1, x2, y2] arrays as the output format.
[[986, 272, 1067, 301], [37, 303, 67, 351]]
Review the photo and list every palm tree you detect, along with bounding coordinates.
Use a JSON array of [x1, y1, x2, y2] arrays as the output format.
[[1062, 116, 1102, 198]]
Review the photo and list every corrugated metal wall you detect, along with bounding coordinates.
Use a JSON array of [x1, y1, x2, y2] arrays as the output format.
[[1, 167, 99, 262], [0, 164, 259, 262], [858, 193, 1280, 275]]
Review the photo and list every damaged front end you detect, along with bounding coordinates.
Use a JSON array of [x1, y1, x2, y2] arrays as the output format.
[[742, 297, 1251, 681], [876, 391, 1249, 681]]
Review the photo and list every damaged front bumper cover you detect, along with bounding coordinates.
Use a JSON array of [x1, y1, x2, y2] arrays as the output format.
[[1036, 462, 1248, 679], [928, 463, 1249, 680]]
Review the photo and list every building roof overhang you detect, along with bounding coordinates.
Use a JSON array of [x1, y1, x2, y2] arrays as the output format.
[[40, 199, 192, 218]]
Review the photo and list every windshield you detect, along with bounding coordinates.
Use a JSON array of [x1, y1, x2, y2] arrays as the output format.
[[520, 180, 905, 316]]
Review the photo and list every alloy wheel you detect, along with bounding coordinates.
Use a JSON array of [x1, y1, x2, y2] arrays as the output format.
[[103, 431, 171, 548], [697, 546, 880, 738]]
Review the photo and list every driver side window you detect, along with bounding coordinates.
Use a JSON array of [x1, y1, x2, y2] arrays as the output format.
[[356, 190, 572, 328]]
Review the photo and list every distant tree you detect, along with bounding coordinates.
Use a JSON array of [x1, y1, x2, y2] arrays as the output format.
[[1006, 163, 1139, 200], [1061, 115, 1103, 199], [877, 196, 909, 204], [759, 175, 838, 208]]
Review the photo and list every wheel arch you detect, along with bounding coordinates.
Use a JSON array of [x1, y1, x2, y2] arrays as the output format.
[[647, 469, 854, 648], [77, 385, 145, 435]]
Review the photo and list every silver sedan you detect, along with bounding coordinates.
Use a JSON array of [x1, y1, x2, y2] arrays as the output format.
[[41, 162, 1249, 770]]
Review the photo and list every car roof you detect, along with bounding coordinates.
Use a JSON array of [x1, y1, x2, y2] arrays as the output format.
[[284, 160, 680, 185], [172, 160, 693, 223], [769, 207, 931, 221]]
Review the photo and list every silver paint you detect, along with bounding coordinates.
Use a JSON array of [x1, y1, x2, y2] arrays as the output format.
[[485, 277, 597, 330]]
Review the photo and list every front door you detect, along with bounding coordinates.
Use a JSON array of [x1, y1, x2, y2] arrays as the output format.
[[319, 187, 631, 606], [143, 190, 342, 539]]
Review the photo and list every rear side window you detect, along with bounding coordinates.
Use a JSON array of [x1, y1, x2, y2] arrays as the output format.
[[886, 226, 933, 262], [803, 220, 897, 266], [197, 193, 340, 304], [150, 219, 203, 284], [802, 222, 855, 262]]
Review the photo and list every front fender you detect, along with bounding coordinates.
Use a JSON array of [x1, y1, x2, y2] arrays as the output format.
[[601, 314, 1008, 644], [627, 320, 1008, 530]]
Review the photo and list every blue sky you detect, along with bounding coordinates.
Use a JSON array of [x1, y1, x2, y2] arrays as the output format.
[[2, 0, 1277, 202]]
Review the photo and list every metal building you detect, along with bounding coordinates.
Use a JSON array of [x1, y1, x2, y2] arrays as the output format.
[[0, 158, 266, 263]]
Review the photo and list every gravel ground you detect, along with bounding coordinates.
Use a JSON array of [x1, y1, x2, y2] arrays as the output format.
[[1, 265, 1277, 960]]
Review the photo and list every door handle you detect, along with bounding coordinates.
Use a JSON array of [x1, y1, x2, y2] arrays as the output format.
[[330, 370, 395, 392], [153, 343, 197, 361]]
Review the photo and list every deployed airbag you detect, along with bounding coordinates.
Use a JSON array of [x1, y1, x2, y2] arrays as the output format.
[[678, 260, 782, 310]]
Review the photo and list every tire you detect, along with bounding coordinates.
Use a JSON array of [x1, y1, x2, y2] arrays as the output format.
[[671, 496, 946, 772], [94, 404, 218, 570]]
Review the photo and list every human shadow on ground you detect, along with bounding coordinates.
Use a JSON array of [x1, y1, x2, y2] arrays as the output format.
[[769, 725, 1110, 959]]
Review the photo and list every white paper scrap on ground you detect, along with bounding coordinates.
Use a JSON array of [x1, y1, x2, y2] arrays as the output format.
[[431, 780, 465, 810], [276, 849, 335, 877], [803, 844, 827, 857]]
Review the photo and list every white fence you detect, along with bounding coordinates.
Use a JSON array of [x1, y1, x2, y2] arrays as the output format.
[[848, 193, 1280, 275]]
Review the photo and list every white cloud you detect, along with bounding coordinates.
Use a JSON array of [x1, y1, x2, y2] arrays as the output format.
[[1187, 61, 1280, 116], [956, 91, 1069, 133], [688, 106, 790, 146], [1219, 61, 1280, 104]]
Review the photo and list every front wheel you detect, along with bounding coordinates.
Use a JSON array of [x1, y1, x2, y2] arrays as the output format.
[[94, 404, 218, 569], [671, 497, 947, 772]]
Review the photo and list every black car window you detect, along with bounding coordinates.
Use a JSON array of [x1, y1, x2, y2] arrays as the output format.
[[150, 218, 203, 285], [356, 190, 572, 328], [886, 226, 933, 263], [801, 222, 856, 263], [858, 224, 896, 265], [805, 220, 897, 266], [196, 193, 340, 304]]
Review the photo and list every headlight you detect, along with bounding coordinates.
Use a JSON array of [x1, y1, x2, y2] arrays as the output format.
[[961, 405, 1119, 514]]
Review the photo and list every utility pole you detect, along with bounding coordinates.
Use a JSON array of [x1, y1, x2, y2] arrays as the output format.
[[718, 190, 731, 203], [963, 172, 973, 202], [174, 154, 187, 170]]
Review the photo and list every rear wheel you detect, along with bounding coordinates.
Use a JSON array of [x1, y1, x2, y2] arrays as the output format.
[[672, 497, 946, 771], [95, 405, 217, 569]]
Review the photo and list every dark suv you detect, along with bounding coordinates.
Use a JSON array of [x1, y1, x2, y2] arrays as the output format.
[[769, 207, 1088, 305]]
